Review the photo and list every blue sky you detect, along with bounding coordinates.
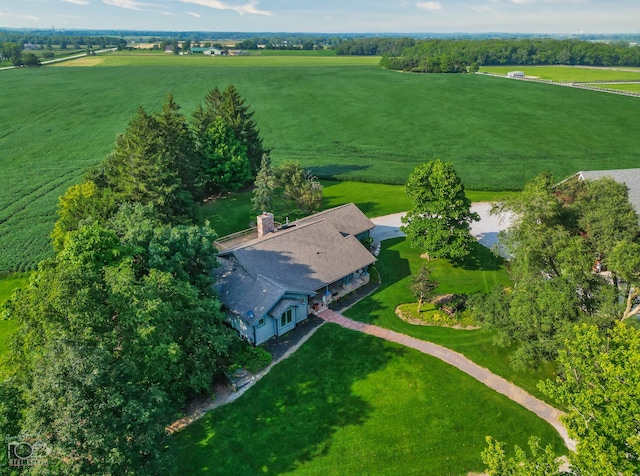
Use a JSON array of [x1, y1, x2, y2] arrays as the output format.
[[1, 0, 638, 34]]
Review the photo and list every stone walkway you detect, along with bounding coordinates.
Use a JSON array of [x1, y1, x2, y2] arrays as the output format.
[[317, 308, 577, 452]]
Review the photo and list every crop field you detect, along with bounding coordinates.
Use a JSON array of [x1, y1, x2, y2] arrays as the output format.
[[480, 64, 640, 82], [1, 53, 640, 272]]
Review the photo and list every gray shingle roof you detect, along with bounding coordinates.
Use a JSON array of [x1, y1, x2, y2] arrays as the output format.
[[577, 169, 640, 213], [231, 219, 376, 292], [292, 203, 374, 237], [214, 259, 288, 326], [215, 204, 377, 325]]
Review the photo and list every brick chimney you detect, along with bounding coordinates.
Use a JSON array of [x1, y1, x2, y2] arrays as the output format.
[[257, 212, 275, 238]]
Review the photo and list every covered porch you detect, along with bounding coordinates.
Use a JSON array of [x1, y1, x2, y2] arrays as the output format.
[[309, 268, 370, 313]]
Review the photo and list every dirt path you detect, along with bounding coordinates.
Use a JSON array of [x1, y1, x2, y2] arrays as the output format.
[[317, 308, 576, 452]]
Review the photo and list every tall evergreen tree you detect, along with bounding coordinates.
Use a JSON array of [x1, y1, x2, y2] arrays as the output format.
[[195, 116, 251, 194], [103, 107, 183, 219], [103, 97, 196, 220], [192, 85, 265, 176], [251, 153, 277, 212]]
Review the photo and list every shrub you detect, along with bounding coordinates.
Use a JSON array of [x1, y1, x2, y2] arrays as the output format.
[[231, 344, 272, 373], [369, 265, 380, 284]]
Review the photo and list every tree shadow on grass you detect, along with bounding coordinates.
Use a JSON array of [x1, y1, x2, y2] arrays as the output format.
[[344, 238, 412, 325], [452, 242, 504, 272], [173, 325, 402, 475]]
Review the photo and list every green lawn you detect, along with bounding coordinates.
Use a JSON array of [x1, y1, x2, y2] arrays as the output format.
[[3, 54, 640, 272], [173, 324, 565, 475], [480, 65, 640, 82], [201, 180, 515, 238], [0, 273, 30, 306], [345, 238, 558, 403], [0, 273, 29, 364]]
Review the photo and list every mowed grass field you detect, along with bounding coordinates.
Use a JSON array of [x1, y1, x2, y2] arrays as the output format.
[[480, 64, 640, 81], [174, 324, 565, 476], [2, 53, 640, 272]]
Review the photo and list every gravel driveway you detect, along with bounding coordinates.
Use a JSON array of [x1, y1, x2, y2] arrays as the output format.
[[370, 202, 513, 251]]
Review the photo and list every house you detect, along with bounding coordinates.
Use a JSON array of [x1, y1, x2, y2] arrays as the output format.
[[506, 71, 525, 79], [567, 168, 640, 213], [215, 204, 376, 345]]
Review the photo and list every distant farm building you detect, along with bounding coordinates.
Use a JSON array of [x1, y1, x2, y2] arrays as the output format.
[[190, 47, 225, 56], [506, 71, 525, 79]]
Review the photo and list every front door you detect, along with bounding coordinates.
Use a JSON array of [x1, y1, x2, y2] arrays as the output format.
[[277, 307, 295, 336]]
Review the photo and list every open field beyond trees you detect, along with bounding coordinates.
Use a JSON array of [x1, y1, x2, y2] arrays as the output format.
[[479, 64, 640, 81], [2, 53, 640, 272], [174, 324, 565, 476]]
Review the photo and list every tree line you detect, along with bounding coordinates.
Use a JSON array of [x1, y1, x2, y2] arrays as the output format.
[[337, 37, 640, 73], [0, 86, 286, 474]]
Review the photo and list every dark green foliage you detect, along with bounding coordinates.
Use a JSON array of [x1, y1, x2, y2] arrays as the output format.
[[480, 174, 639, 368], [401, 160, 479, 260], [192, 84, 265, 176], [195, 116, 251, 194], [103, 104, 193, 221], [230, 344, 272, 373], [377, 38, 640, 70], [20, 53, 40, 67], [3, 216, 236, 474], [484, 323, 640, 475], [51, 180, 117, 252], [251, 153, 277, 212]]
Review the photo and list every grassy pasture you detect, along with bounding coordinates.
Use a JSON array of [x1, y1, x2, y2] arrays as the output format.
[[1, 54, 640, 272], [587, 83, 640, 92], [480, 65, 640, 82], [58, 52, 378, 67], [174, 324, 565, 475]]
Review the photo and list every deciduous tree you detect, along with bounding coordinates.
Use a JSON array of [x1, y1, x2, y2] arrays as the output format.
[[410, 264, 438, 313], [275, 161, 323, 213], [401, 160, 479, 260]]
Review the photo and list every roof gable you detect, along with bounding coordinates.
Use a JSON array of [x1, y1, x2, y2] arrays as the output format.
[[292, 203, 374, 237]]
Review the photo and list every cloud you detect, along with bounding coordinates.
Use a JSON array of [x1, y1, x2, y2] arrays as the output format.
[[180, 0, 271, 16], [0, 11, 40, 21], [509, 0, 589, 3], [416, 2, 443, 12], [187, 11, 201, 17], [62, 0, 90, 5], [101, 0, 158, 11]]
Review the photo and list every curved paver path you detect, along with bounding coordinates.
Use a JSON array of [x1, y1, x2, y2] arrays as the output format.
[[317, 308, 576, 452]]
